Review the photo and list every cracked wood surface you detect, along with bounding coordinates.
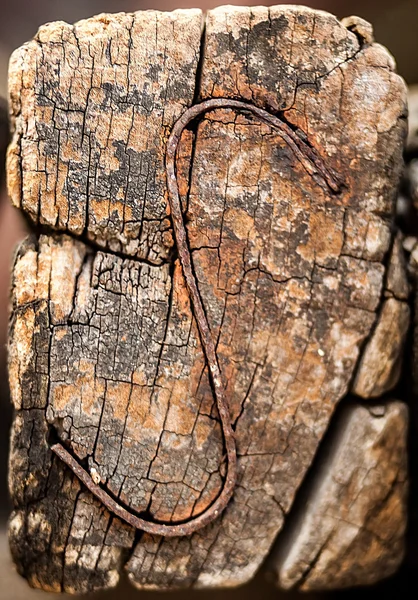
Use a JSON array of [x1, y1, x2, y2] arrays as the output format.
[[7, 5, 408, 594], [272, 401, 408, 591]]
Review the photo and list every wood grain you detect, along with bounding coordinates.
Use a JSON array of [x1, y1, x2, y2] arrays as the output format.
[[7, 5, 408, 593]]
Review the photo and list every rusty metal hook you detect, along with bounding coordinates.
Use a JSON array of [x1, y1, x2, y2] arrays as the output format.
[[51, 98, 340, 537]]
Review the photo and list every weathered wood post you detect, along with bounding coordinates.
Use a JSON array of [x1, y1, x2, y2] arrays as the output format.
[[6, 5, 409, 594]]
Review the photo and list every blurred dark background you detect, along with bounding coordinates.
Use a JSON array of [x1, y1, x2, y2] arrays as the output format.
[[0, 1, 417, 598]]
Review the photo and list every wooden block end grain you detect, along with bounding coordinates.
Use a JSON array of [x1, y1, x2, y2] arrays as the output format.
[[7, 5, 409, 594]]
